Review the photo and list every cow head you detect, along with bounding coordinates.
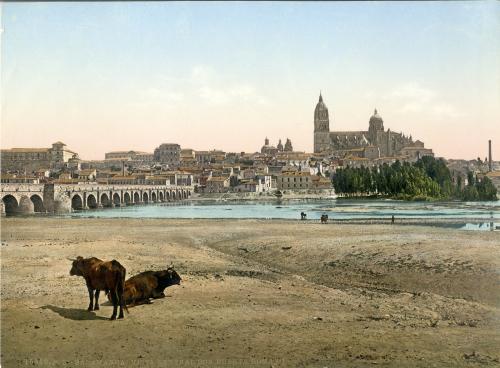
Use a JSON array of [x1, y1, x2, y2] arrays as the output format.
[[69, 256, 84, 276], [156, 267, 182, 287]]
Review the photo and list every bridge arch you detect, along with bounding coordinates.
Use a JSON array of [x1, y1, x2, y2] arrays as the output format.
[[133, 192, 140, 204], [87, 194, 98, 209], [142, 192, 149, 203], [71, 194, 83, 211], [30, 194, 45, 213], [151, 192, 157, 202], [112, 193, 121, 206], [124, 192, 131, 205], [100, 193, 111, 207], [2, 195, 19, 216]]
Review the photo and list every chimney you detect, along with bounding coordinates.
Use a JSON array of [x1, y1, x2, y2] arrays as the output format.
[[488, 140, 492, 172]]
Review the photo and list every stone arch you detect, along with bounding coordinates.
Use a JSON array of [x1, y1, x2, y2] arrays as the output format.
[[182, 190, 186, 199], [124, 192, 131, 205], [87, 194, 98, 209], [151, 192, 157, 202], [2, 195, 19, 216], [172, 191, 177, 200], [30, 194, 45, 213], [166, 191, 170, 201], [142, 192, 149, 203], [159, 191, 164, 202], [112, 193, 121, 206], [100, 193, 111, 207], [133, 192, 140, 203], [71, 194, 83, 211]]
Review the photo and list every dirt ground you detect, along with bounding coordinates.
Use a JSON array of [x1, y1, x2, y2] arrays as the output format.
[[1, 218, 499, 367]]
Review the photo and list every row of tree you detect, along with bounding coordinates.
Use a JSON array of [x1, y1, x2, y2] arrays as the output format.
[[332, 156, 497, 201]]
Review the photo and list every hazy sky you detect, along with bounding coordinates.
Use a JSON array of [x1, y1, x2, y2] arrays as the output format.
[[1, 2, 499, 160]]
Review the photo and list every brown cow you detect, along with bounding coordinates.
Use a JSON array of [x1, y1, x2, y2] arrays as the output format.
[[111, 268, 181, 306], [69, 256, 127, 320]]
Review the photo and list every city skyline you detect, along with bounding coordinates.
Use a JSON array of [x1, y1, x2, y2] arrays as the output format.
[[1, 2, 499, 160]]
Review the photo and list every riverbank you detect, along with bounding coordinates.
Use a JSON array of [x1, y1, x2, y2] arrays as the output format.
[[189, 190, 336, 201], [1, 218, 499, 367]]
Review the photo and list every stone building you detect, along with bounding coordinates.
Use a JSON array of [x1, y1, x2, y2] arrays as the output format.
[[105, 150, 151, 160], [1, 141, 79, 172], [276, 171, 313, 190], [313, 93, 433, 159], [260, 138, 278, 156], [154, 143, 181, 166], [261, 137, 294, 155], [205, 176, 230, 193]]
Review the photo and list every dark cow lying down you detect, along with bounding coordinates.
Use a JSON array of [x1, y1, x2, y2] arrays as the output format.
[[69, 256, 127, 320], [109, 268, 181, 306]]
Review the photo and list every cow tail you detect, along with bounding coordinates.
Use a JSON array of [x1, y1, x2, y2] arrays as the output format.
[[119, 268, 129, 314]]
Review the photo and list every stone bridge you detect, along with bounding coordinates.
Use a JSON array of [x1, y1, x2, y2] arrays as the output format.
[[0, 183, 192, 216]]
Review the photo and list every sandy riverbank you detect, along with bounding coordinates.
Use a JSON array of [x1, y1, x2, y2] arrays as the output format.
[[1, 218, 499, 367]]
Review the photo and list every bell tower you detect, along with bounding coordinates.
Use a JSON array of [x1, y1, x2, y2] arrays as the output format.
[[314, 92, 331, 153]]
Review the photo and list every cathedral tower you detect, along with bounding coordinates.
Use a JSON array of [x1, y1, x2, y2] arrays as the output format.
[[314, 93, 331, 153]]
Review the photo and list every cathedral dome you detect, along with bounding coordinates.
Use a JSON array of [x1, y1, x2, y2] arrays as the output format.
[[369, 109, 383, 124]]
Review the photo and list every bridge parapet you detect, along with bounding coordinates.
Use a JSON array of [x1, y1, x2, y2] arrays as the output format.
[[0, 183, 45, 193], [55, 184, 191, 192]]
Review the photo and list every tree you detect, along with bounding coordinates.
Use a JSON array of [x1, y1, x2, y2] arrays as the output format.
[[467, 171, 475, 187]]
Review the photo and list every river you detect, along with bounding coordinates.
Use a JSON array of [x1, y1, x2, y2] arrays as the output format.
[[66, 199, 500, 230]]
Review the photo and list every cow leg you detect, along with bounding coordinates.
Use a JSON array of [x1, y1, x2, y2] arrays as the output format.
[[110, 290, 117, 320], [87, 287, 94, 311], [94, 290, 100, 310], [118, 291, 124, 319], [152, 290, 166, 299]]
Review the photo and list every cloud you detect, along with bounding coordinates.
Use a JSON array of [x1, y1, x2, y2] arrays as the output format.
[[385, 82, 464, 119], [191, 65, 268, 106], [132, 65, 268, 108]]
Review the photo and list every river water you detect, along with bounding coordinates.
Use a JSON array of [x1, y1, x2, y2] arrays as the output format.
[[67, 199, 499, 230]]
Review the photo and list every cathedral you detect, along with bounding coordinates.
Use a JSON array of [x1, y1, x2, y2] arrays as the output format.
[[313, 93, 433, 160], [261, 137, 293, 155]]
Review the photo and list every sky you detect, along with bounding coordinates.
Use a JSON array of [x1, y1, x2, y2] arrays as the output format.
[[1, 1, 499, 160]]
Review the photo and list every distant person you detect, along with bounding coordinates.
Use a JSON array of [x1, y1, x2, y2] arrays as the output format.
[[391, 215, 395, 224], [321, 214, 328, 224], [300, 212, 307, 220]]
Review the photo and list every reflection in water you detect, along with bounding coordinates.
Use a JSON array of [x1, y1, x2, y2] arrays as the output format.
[[460, 222, 497, 231]]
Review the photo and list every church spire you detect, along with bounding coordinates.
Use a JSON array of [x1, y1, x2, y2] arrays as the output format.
[[319, 91, 323, 103]]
